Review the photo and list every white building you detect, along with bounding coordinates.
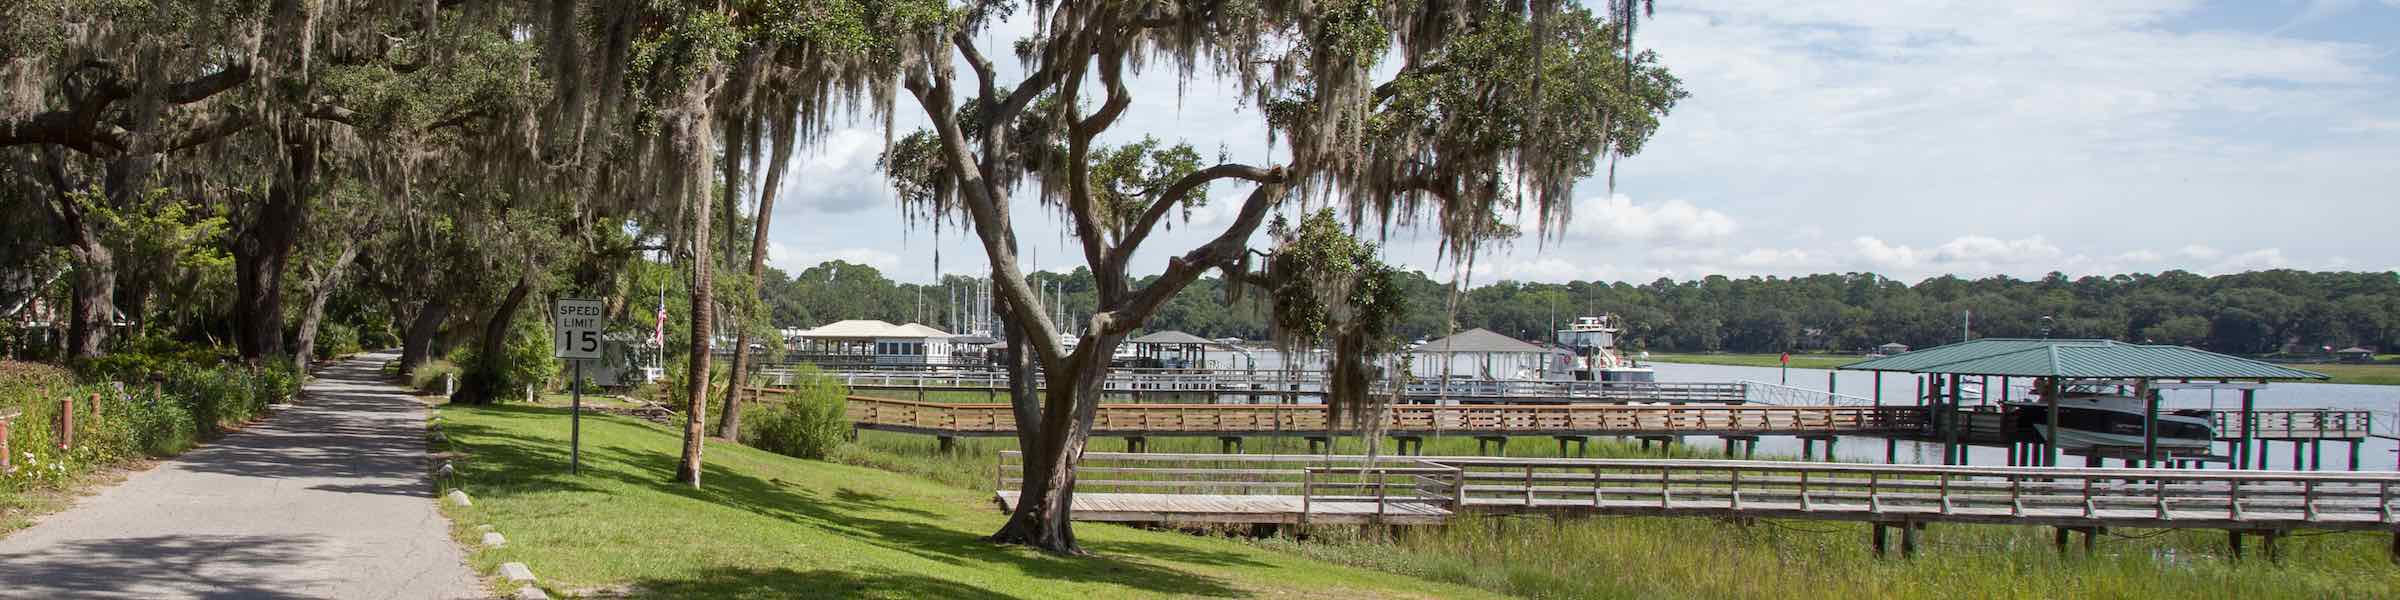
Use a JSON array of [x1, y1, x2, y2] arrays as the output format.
[[788, 319, 959, 366], [1409, 328, 1553, 381]]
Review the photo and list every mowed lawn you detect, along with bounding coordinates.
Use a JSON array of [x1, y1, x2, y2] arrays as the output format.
[[431, 403, 1501, 599], [1643, 352, 1861, 370]]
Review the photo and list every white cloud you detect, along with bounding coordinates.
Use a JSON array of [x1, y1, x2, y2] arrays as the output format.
[[2179, 245, 2223, 261], [776, 129, 893, 215], [2209, 248, 2292, 273], [1565, 194, 1739, 245], [1852, 237, 1922, 270]]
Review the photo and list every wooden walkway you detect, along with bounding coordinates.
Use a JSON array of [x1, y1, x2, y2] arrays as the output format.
[[799, 369, 1753, 404], [993, 451, 2400, 560], [844, 395, 1926, 439]]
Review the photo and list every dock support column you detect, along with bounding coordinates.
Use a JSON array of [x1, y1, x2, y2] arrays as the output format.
[[2348, 440, 2362, 471], [2260, 439, 2274, 470], [1307, 436, 1330, 454], [1900, 522, 1921, 558], [1885, 438, 1897, 464], [2293, 441, 2305, 471], [1872, 523, 1890, 558], [2263, 530, 2283, 563], [2082, 527, 2098, 554], [1555, 436, 1588, 458], [937, 436, 955, 454], [2309, 440, 2323, 471], [2237, 389, 2255, 469], [1802, 438, 1815, 461], [1476, 436, 1508, 456], [1219, 437, 1244, 454], [1126, 437, 1148, 453], [2228, 530, 2243, 560]]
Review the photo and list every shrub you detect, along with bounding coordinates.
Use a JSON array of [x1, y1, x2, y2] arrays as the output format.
[[410, 360, 463, 394], [2, 353, 281, 494], [454, 313, 561, 402], [315, 323, 363, 359], [741, 367, 850, 460]]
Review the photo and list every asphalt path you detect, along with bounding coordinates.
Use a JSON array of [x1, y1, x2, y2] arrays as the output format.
[[0, 351, 483, 599]]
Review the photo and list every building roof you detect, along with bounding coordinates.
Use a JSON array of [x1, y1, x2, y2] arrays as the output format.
[[1128, 330, 1218, 346], [1415, 328, 1548, 354], [895, 322, 953, 338], [1838, 338, 2328, 380], [792, 319, 952, 339]]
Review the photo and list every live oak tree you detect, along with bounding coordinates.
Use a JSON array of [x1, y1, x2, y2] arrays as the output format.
[[883, 0, 1682, 553]]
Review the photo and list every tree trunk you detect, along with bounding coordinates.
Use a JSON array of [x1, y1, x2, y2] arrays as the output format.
[[988, 334, 1120, 554], [675, 75, 721, 488], [715, 120, 794, 442], [400, 297, 452, 373], [455, 275, 532, 405], [233, 172, 308, 360], [63, 236, 113, 359], [290, 242, 362, 374]]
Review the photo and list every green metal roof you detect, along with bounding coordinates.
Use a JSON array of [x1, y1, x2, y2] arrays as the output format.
[[1838, 339, 2329, 380]]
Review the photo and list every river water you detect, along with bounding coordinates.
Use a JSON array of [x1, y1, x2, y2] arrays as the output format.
[[1649, 361, 2400, 471]]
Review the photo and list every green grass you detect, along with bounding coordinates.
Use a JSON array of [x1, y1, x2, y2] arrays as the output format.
[[2289, 362, 2400, 386], [431, 402, 1503, 599], [1644, 352, 1861, 370]]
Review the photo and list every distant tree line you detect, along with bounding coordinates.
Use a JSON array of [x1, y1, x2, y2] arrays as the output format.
[[764, 262, 2400, 357]]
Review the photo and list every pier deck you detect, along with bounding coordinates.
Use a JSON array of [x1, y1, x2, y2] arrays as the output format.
[[993, 451, 2400, 560]]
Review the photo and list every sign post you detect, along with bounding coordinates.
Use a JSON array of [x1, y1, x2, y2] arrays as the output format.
[[553, 298, 605, 475]]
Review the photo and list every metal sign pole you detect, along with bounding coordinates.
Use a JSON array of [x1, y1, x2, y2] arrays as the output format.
[[572, 359, 582, 475]]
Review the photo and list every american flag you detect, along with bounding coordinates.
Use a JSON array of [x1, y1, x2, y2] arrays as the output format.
[[652, 301, 667, 347]]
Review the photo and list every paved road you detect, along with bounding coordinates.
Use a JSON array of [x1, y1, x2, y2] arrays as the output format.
[[0, 352, 483, 599]]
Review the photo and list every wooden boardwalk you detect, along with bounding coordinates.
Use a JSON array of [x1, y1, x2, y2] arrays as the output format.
[[992, 451, 2400, 559], [845, 395, 1926, 439], [800, 369, 1753, 404]]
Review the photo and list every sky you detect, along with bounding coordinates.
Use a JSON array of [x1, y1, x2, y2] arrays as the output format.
[[757, 0, 2400, 286]]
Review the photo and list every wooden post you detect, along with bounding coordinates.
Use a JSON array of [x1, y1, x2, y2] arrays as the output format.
[[1874, 372, 1883, 408], [2309, 439, 2323, 471], [1884, 437, 1897, 464], [2238, 389, 2255, 470], [2045, 377, 2061, 467], [1900, 521, 1921, 558], [0, 410, 13, 472], [2137, 378, 2157, 467], [2082, 527, 2097, 553], [57, 394, 73, 450], [2263, 530, 2282, 563], [2347, 440, 2362, 471], [1872, 523, 1889, 558], [2227, 530, 2243, 560], [2053, 527, 2070, 552]]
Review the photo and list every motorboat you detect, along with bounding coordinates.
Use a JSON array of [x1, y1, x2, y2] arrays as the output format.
[[1555, 316, 1656, 383], [2009, 384, 2214, 451]]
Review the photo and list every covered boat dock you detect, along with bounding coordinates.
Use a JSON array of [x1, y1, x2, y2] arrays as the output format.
[[1840, 339, 2336, 469]]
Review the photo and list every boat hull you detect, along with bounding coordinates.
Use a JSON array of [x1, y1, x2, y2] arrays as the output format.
[[2032, 425, 2213, 451]]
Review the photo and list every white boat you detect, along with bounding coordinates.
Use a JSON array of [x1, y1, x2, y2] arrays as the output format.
[[2009, 385, 2214, 451], [1555, 316, 1655, 383]]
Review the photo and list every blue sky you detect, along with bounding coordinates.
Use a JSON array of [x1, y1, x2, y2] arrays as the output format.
[[759, 0, 2400, 285]]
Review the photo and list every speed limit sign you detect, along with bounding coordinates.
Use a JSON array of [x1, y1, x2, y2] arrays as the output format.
[[553, 298, 606, 360]]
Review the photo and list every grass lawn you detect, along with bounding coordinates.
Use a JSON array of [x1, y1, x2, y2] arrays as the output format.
[[2290, 362, 2400, 386], [431, 402, 1502, 599], [1643, 352, 1861, 370]]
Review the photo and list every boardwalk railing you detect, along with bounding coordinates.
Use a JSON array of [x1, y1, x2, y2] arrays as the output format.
[[796, 368, 1750, 403], [1740, 380, 1881, 406], [2216, 409, 2376, 440], [1424, 457, 2399, 530], [848, 396, 1927, 438], [995, 451, 1461, 524], [1002, 451, 2400, 534]]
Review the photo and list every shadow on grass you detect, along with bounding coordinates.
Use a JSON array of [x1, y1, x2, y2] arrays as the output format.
[[442, 404, 1256, 598], [629, 565, 1017, 600]]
